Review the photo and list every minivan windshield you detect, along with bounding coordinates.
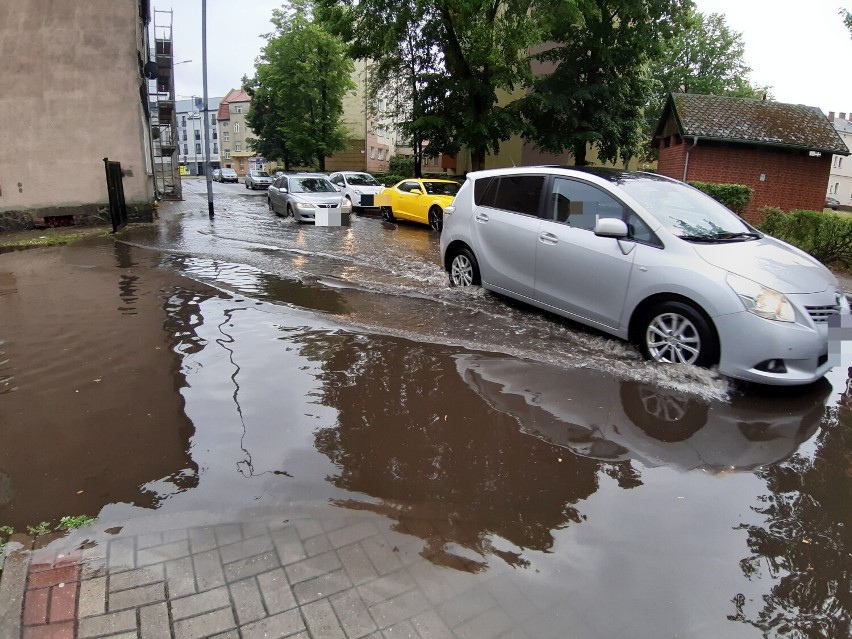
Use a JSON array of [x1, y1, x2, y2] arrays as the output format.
[[346, 173, 379, 186], [253, 171, 271, 178], [618, 178, 757, 241]]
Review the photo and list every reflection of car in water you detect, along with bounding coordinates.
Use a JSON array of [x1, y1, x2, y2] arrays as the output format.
[[456, 354, 830, 472]]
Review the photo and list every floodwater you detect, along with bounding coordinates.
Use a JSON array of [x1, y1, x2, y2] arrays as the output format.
[[2, 179, 851, 637]]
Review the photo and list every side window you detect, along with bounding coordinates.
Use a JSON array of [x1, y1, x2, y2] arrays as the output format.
[[624, 212, 660, 246], [550, 178, 625, 231], [474, 177, 494, 205], [491, 175, 545, 217], [398, 181, 419, 193]]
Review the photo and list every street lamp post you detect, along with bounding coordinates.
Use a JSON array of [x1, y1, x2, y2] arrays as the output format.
[[201, 0, 214, 218]]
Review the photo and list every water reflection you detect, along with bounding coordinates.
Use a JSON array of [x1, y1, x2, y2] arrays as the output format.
[[731, 371, 852, 637], [311, 348, 832, 572], [458, 355, 829, 472]]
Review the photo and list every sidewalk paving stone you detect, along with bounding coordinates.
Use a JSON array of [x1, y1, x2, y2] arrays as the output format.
[[0, 512, 550, 638]]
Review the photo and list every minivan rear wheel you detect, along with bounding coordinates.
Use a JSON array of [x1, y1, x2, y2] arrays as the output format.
[[449, 248, 480, 287], [639, 301, 717, 367]]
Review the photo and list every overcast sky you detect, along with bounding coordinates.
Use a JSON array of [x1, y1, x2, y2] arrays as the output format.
[[164, 0, 852, 115]]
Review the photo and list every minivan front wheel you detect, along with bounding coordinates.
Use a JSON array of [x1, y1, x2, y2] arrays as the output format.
[[640, 301, 717, 367], [449, 248, 480, 287]]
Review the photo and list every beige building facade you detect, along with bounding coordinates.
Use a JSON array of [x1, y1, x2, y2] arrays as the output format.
[[0, 0, 155, 231], [218, 89, 260, 178], [327, 60, 395, 173]]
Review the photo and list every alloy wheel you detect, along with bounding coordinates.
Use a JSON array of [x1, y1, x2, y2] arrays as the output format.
[[645, 312, 701, 365]]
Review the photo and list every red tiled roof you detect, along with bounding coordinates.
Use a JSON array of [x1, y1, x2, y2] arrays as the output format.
[[217, 88, 251, 120]]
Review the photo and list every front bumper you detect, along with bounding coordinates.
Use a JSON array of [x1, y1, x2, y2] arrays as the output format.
[[715, 308, 837, 385]]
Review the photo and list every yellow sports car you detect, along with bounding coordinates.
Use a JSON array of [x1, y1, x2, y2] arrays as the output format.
[[375, 178, 461, 231]]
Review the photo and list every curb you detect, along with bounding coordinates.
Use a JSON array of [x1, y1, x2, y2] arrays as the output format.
[[0, 544, 30, 638]]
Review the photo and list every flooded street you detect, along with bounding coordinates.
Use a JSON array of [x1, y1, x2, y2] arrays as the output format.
[[2, 179, 852, 637]]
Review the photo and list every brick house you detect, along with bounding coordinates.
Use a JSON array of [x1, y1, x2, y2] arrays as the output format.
[[653, 93, 848, 222]]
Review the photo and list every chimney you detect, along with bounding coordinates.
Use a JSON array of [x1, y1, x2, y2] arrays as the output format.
[[829, 111, 835, 122], [841, 112, 847, 120]]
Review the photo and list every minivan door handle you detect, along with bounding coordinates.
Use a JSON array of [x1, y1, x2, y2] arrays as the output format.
[[474, 212, 489, 223], [539, 232, 558, 245]]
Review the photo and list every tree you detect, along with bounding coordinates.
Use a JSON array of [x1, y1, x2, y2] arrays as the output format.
[[317, 0, 544, 171], [642, 9, 769, 158], [842, 8, 852, 36], [516, 0, 689, 166], [245, 2, 354, 172]]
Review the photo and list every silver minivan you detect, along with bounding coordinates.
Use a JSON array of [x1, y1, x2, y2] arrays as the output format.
[[439, 167, 849, 385]]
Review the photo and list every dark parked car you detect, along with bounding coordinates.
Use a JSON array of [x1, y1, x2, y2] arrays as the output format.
[[826, 196, 840, 210]]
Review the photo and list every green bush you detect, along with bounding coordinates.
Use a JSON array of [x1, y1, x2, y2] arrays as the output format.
[[371, 173, 405, 187], [757, 207, 852, 268], [388, 155, 414, 177], [689, 181, 753, 214]]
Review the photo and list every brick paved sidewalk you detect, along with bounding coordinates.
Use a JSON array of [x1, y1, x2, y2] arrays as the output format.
[[0, 512, 571, 639]]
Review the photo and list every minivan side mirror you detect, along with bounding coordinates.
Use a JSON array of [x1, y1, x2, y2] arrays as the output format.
[[594, 218, 628, 238]]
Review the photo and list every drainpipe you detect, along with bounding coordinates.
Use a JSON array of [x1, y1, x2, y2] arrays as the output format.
[[683, 136, 699, 182]]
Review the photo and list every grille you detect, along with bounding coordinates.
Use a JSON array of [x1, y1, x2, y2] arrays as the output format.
[[806, 304, 841, 323], [316, 203, 339, 209]]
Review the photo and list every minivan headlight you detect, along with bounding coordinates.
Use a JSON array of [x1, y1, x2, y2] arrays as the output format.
[[296, 201, 315, 210], [726, 273, 795, 322]]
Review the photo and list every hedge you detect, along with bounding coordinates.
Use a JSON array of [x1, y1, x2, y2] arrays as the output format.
[[689, 181, 753, 215], [757, 207, 852, 268]]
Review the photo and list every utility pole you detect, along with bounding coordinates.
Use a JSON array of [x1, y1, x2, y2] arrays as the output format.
[[201, 0, 214, 217]]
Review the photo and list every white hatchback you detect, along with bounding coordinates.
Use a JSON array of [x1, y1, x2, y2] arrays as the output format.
[[440, 167, 849, 386], [328, 171, 383, 211]]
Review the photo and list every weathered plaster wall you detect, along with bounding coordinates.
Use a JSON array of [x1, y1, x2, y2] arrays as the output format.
[[0, 0, 153, 225]]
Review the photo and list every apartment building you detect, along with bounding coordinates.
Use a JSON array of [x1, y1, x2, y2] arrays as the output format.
[[0, 0, 155, 230], [177, 97, 222, 176], [827, 111, 852, 207], [218, 89, 261, 177]]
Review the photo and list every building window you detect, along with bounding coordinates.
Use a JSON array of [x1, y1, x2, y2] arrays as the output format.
[[234, 123, 240, 133], [235, 142, 242, 151], [835, 183, 841, 194], [225, 150, 231, 159], [839, 158, 844, 169], [184, 144, 188, 155], [182, 130, 187, 141], [224, 132, 230, 142], [195, 130, 201, 140], [235, 105, 243, 114], [239, 161, 244, 169], [211, 114, 217, 125], [212, 131, 218, 140], [181, 115, 186, 126], [222, 121, 228, 128], [213, 143, 218, 154], [195, 143, 202, 155], [370, 146, 375, 159]]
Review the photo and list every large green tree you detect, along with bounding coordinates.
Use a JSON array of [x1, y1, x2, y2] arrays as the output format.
[[245, 2, 354, 171], [516, 0, 688, 166], [318, 0, 544, 171], [642, 9, 768, 158]]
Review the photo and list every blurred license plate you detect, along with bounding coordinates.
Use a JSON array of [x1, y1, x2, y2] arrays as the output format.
[[361, 195, 374, 206]]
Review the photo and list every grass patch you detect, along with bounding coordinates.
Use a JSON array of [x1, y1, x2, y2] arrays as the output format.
[[0, 227, 110, 251]]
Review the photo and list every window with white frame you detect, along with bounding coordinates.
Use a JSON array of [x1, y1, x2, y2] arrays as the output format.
[[235, 105, 243, 114], [225, 150, 231, 159], [224, 132, 230, 142], [235, 142, 242, 151], [370, 146, 375, 159], [234, 123, 240, 133]]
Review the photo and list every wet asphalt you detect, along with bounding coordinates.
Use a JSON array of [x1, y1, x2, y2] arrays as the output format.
[[1, 178, 851, 637]]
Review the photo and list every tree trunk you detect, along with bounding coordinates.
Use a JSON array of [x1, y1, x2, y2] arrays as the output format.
[[470, 147, 486, 172], [573, 142, 589, 166], [414, 138, 422, 178], [318, 154, 326, 172]]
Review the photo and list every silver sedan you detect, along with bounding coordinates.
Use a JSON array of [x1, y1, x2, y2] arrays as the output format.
[[268, 174, 352, 222]]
